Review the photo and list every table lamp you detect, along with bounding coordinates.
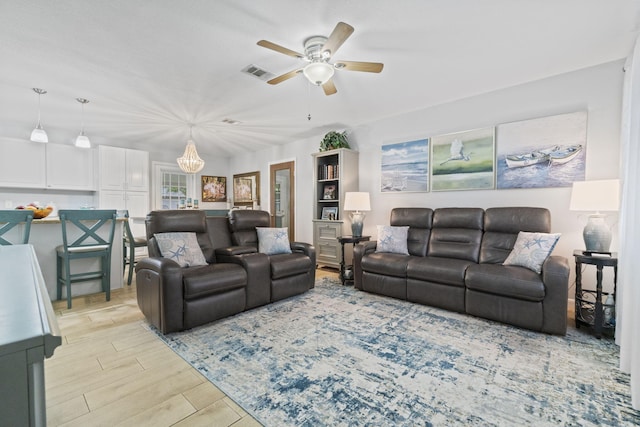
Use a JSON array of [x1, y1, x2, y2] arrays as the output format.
[[344, 192, 370, 237], [569, 179, 620, 253]]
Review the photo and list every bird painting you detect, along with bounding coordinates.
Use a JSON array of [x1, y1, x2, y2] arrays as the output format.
[[440, 139, 472, 165]]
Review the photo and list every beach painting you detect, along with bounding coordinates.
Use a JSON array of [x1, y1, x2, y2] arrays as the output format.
[[430, 127, 495, 191], [381, 138, 429, 192], [496, 111, 587, 189]]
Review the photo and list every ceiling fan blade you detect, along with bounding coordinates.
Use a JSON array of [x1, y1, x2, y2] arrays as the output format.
[[321, 22, 354, 58], [322, 79, 337, 96], [267, 68, 303, 85], [335, 60, 384, 73], [257, 40, 304, 59]]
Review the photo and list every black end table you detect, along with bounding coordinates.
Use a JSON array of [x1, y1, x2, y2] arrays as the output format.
[[573, 250, 618, 339], [337, 235, 370, 285]]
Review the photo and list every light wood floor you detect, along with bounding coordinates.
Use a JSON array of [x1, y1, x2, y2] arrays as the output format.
[[45, 268, 337, 427]]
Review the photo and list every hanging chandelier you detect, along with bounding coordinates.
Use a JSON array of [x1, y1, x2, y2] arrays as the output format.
[[177, 124, 205, 173]]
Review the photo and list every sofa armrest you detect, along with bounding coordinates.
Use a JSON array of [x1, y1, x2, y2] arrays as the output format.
[[290, 242, 316, 288], [353, 241, 377, 290], [541, 255, 570, 335], [216, 252, 271, 309], [135, 257, 186, 334], [215, 245, 257, 256]]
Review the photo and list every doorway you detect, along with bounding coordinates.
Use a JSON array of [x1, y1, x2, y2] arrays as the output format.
[[270, 161, 295, 241]]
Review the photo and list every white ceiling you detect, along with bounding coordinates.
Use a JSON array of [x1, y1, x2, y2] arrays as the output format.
[[1, 1, 638, 157]]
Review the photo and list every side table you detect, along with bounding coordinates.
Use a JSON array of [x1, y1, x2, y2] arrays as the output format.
[[573, 250, 618, 339], [337, 235, 370, 285]]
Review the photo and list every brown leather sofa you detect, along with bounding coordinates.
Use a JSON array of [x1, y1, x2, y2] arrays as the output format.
[[135, 209, 315, 333], [354, 207, 569, 335]]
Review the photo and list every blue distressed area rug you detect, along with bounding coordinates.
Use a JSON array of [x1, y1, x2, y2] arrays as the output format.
[[156, 277, 640, 426]]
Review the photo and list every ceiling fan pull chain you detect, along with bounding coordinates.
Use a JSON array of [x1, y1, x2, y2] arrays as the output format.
[[307, 81, 312, 121]]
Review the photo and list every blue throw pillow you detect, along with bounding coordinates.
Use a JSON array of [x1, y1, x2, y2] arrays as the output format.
[[257, 227, 292, 255], [375, 225, 409, 255], [154, 232, 208, 267], [503, 231, 561, 274]]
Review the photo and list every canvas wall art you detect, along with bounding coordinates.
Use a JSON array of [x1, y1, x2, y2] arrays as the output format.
[[201, 176, 227, 202], [496, 111, 587, 189], [430, 127, 495, 191], [380, 138, 429, 192]]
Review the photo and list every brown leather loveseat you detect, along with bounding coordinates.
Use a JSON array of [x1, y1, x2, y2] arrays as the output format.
[[135, 209, 315, 333], [354, 207, 569, 335]]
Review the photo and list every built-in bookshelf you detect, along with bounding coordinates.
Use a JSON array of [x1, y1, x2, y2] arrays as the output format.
[[311, 148, 359, 268]]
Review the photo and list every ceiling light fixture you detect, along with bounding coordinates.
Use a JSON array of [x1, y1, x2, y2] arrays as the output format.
[[177, 124, 205, 174], [75, 98, 91, 148], [30, 88, 49, 143], [303, 61, 334, 86]]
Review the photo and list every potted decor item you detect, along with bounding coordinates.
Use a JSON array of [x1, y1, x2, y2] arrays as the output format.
[[320, 130, 350, 152]]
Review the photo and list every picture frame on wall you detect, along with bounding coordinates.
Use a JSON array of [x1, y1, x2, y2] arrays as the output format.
[[201, 176, 227, 202], [233, 171, 260, 207], [495, 111, 587, 189], [380, 138, 429, 192], [430, 127, 495, 191], [321, 206, 338, 220]]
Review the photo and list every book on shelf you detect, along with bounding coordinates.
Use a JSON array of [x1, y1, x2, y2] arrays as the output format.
[[318, 163, 339, 180]]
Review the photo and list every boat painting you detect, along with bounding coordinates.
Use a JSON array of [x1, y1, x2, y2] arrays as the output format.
[[549, 144, 583, 164], [505, 144, 583, 168], [496, 111, 587, 189], [505, 145, 559, 168]]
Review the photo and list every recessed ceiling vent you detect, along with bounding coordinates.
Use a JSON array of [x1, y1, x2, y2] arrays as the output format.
[[241, 64, 275, 81]]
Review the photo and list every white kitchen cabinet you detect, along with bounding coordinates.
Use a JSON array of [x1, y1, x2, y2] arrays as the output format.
[[45, 144, 96, 191], [0, 138, 46, 188], [99, 190, 149, 218], [98, 145, 150, 218], [99, 145, 148, 191]]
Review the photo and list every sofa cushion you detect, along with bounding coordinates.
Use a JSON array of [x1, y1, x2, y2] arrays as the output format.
[[428, 208, 484, 262], [376, 225, 409, 254], [407, 256, 473, 287], [503, 232, 561, 274], [270, 252, 313, 279], [361, 252, 410, 278], [466, 263, 545, 302], [257, 227, 292, 255], [154, 232, 208, 267], [182, 263, 247, 300]]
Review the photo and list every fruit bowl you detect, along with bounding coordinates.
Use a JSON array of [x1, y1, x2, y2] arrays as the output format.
[[16, 205, 53, 219]]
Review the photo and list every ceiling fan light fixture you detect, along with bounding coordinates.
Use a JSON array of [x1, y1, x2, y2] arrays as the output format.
[[30, 88, 49, 143], [303, 62, 334, 86], [177, 125, 205, 174]]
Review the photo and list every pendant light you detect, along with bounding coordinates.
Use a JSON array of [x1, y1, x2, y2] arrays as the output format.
[[75, 98, 91, 148], [177, 124, 205, 173], [30, 88, 49, 143]]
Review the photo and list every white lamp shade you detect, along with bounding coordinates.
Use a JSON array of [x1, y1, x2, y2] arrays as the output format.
[[177, 140, 205, 173], [75, 133, 91, 148], [344, 192, 371, 212], [303, 62, 335, 86], [30, 126, 48, 143], [569, 179, 620, 212]]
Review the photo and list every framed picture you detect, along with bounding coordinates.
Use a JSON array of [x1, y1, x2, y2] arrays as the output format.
[[201, 176, 227, 202], [496, 111, 587, 189], [381, 138, 429, 192], [430, 127, 495, 191], [321, 206, 338, 220], [323, 183, 337, 200], [233, 171, 260, 206]]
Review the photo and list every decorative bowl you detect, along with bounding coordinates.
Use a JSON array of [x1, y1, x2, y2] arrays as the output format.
[[16, 206, 53, 219]]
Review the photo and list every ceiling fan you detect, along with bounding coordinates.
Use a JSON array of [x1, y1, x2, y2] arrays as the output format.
[[257, 22, 384, 96]]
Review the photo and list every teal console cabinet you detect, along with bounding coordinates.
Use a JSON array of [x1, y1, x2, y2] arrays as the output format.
[[0, 245, 61, 426]]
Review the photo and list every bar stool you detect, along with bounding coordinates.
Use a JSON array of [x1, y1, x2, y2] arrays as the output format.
[[122, 210, 147, 286], [0, 210, 34, 245], [56, 209, 117, 309]]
